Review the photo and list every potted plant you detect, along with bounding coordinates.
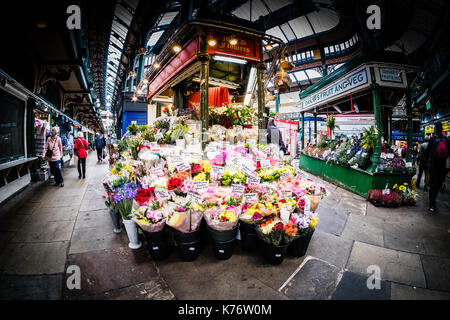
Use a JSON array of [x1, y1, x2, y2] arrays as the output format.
[[256, 217, 298, 265], [167, 201, 203, 262], [325, 115, 339, 138], [114, 183, 141, 249]]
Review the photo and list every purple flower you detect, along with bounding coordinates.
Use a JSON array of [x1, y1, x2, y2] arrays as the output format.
[[178, 207, 184, 212], [114, 194, 125, 203]]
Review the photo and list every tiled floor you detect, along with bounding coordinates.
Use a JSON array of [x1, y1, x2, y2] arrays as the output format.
[[0, 153, 449, 300]]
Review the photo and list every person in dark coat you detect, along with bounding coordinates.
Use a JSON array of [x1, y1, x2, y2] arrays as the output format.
[[94, 133, 105, 163], [423, 122, 450, 213], [267, 118, 288, 155]]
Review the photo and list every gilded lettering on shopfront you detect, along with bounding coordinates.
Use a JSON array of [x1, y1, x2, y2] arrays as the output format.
[[301, 68, 369, 110]]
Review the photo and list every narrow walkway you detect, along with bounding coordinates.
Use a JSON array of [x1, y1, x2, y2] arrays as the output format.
[[0, 155, 449, 300]]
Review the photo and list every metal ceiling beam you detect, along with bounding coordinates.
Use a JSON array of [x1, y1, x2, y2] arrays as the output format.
[[256, 0, 316, 31]]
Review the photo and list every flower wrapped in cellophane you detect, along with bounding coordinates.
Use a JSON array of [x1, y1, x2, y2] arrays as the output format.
[[166, 201, 202, 232], [203, 204, 239, 232], [132, 199, 167, 233]]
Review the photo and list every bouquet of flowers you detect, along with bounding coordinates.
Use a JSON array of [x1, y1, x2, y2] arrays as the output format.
[[290, 210, 318, 238], [132, 199, 167, 232], [393, 183, 417, 206], [256, 217, 298, 246], [166, 201, 202, 232], [113, 183, 139, 220], [203, 204, 240, 231], [240, 203, 264, 224]]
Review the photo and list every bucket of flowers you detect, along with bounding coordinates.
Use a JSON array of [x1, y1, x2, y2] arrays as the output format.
[[113, 183, 142, 249], [256, 217, 298, 265], [203, 201, 240, 260], [287, 210, 319, 258], [166, 200, 203, 261], [132, 198, 169, 261], [239, 196, 263, 252], [394, 183, 417, 206]]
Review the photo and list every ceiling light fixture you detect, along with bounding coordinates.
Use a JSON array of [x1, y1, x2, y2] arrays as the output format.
[[265, 44, 273, 51], [229, 35, 238, 46], [208, 35, 217, 47], [172, 44, 182, 53], [143, 78, 149, 85], [153, 62, 161, 69]]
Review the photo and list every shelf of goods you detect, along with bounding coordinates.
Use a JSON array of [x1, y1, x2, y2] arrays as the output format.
[[101, 115, 328, 265]]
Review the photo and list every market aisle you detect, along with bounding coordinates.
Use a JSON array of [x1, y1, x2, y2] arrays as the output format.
[[0, 153, 174, 300]]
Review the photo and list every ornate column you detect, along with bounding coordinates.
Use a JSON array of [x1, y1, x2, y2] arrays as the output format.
[[406, 90, 413, 162], [198, 50, 210, 149], [256, 62, 266, 132], [369, 82, 383, 173]]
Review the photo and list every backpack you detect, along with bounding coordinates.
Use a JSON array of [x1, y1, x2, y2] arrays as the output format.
[[433, 137, 448, 160]]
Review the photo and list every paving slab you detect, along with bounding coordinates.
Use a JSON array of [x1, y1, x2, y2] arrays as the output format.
[[279, 257, 342, 300], [0, 274, 62, 300], [0, 215, 30, 232], [346, 242, 426, 288], [336, 198, 367, 216], [74, 209, 111, 230], [0, 241, 69, 275], [315, 207, 348, 236], [0, 232, 15, 255], [79, 279, 175, 300], [27, 206, 80, 223], [341, 214, 384, 247], [307, 230, 354, 269], [420, 255, 450, 292], [12, 220, 75, 243], [331, 271, 391, 300], [63, 247, 160, 299], [79, 198, 108, 212], [391, 283, 450, 300], [68, 223, 129, 255]]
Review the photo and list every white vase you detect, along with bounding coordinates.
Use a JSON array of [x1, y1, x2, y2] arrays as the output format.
[[122, 219, 142, 249]]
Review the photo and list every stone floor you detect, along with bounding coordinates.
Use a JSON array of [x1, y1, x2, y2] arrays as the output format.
[[1, 153, 450, 300]]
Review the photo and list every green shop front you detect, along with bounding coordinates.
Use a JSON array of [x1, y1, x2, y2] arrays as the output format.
[[297, 53, 419, 198]]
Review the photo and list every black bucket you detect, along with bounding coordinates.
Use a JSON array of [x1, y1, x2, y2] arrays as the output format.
[[177, 239, 201, 262], [207, 225, 238, 242], [287, 231, 314, 258], [239, 222, 259, 251], [263, 242, 289, 265], [211, 239, 235, 260], [142, 230, 170, 261], [173, 227, 201, 243]]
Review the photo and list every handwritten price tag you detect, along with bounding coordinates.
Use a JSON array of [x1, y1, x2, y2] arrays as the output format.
[[194, 181, 209, 194], [280, 208, 290, 222], [187, 192, 203, 204], [150, 168, 165, 178], [292, 159, 299, 168], [155, 188, 169, 201], [281, 190, 293, 198], [406, 162, 412, 168], [231, 184, 245, 195], [281, 171, 291, 179], [382, 189, 391, 195], [176, 162, 190, 173], [210, 165, 224, 180], [247, 175, 261, 184], [243, 193, 258, 204], [260, 159, 271, 169]]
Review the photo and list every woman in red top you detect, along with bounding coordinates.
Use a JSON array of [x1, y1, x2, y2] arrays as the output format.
[[74, 132, 89, 179]]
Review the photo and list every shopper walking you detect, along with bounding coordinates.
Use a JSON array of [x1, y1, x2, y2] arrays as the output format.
[[417, 136, 431, 191], [412, 144, 418, 166], [94, 132, 105, 163], [267, 118, 288, 155], [43, 127, 64, 187], [424, 122, 450, 213], [74, 132, 89, 179]]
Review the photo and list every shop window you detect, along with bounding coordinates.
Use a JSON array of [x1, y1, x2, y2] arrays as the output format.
[[301, 52, 306, 60], [349, 38, 354, 47], [324, 47, 329, 56], [329, 46, 335, 53], [0, 90, 25, 164]]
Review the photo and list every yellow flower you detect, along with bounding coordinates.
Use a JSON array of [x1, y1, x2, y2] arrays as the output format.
[[193, 173, 207, 182], [399, 186, 406, 191], [111, 168, 116, 175], [124, 165, 132, 173], [118, 171, 124, 176], [129, 173, 134, 181], [310, 217, 318, 228], [393, 184, 398, 189], [404, 183, 408, 186]]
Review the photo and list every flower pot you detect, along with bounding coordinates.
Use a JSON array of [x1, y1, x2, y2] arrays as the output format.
[[287, 230, 315, 258], [207, 225, 238, 242], [239, 222, 259, 252], [177, 239, 202, 262], [122, 219, 142, 249], [109, 209, 122, 233], [142, 229, 170, 261], [211, 239, 235, 260], [263, 242, 289, 265]]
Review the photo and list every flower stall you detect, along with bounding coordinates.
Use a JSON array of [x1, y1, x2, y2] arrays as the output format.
[[102, 116, 329, 264], [297, 52, 419, 198]]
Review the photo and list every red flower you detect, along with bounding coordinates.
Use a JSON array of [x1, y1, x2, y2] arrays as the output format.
[[167, 177, 182, 191], [273, 222, 284, 231], [279, 199, 286, 203]]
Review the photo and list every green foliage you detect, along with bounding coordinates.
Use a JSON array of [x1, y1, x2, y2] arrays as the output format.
[[117, 139, 128, 154], [317, 140, 328, 148], [269, 111, 279, 119], [127, 123, 139, 135], [138, 125, 148, 133], [154, 119, 170, 131], [361, 126, 377, 150], [325, 115, 337, 132], [328, 140, 339, 150], [170, 124, 189, 142]]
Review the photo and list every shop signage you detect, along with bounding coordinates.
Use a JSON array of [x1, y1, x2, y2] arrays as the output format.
[[426, 100, 431, 111], [379, 68, 403, 83], [443, 121, 450, 132], [207, 30, 261, 61], [300, 67, 369, 110]]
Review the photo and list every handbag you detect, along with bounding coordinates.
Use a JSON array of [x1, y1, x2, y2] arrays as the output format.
[[45, 139, 57, 158]]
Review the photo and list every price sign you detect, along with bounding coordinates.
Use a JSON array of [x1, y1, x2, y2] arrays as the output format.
[[169, 191, 177, 200], [243, 193, 258, 204], [281, 171, 291, 179], [176, 162, 190, 173], [241, 165, 256, 177], [231, 184, 245, 195], [292, 159, 299, 169], [150, 142, 158, 148], [210, 165, 224, 180], [187, 192, 203, 204], [150, 168, 165, 178], [247, 175, 261, 184], [280, 208, 290, 222], [387, 154, 395, 159], [155, 188, 169, 201], [382, 189, 390, 195], [194, 181, 209, 194], [205, 145, 216, 152], [406, 162, 412, 168], [260, 159, 271, 169], [191, 152, 203, 161], [281, 190, 292, 198]]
